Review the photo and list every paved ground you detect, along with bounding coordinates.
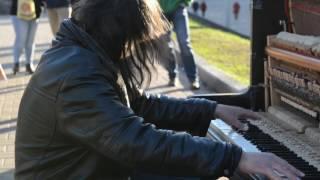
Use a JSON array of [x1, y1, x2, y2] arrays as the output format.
[[190, 0, 251, 37], [0, 16, 212, 179]]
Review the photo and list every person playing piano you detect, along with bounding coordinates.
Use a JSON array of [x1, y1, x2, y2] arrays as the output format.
[[15, 0, 304, 179]]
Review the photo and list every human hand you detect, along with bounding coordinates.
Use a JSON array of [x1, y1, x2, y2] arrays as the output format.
[[237, 152, 304, 180], [214, 104, 260, 130]]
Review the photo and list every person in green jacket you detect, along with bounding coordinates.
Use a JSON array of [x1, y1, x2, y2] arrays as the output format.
[[158, 0, 200, 89]]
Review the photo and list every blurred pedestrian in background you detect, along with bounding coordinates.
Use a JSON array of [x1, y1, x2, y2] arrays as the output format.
[[233, 2, 240, 20], [10, 0, 43, 75], [158, 0, 200, 89], [200, 1, 207, 17], [192, 1, 199, 14], [44, 0, 71, 36]]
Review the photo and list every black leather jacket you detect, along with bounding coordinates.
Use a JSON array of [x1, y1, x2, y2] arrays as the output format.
[[15, 19, 242, 180]]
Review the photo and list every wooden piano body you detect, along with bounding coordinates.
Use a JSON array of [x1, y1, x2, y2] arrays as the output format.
[[191, 0, 320, 179], [265, 35, 320, 132]]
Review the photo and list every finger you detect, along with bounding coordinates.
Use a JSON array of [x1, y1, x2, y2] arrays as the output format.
[[273, 155, 304, 176], [274, 156, 305, 177], [239, 110, 261, 120], [241, 123, 249, 131], [273, 164, 299, 180], [229, 119, 246, 130], [266, 169, 283, 180], [234, 123, 249, 132]]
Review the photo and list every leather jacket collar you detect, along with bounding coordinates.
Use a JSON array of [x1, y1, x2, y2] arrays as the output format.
[[54, 18, 130, 106], [55, 19, 116, 71]]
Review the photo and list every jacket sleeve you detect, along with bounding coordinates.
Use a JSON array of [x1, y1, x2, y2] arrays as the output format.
[[130, 90, 217, 137], [56, 68, 242, 178]]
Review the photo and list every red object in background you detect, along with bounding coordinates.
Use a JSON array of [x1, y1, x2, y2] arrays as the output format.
[[200, 2, 207, 17], [233, 2, 240, 20]]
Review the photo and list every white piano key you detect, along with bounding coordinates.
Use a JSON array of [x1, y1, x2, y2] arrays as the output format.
[[210, 119, 261, 153]]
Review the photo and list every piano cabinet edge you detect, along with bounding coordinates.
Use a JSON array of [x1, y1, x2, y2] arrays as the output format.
[[265, 47, 320, 72]]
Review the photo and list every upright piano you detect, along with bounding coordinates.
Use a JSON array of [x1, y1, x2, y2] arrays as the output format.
[[193, 0, 320, 179]]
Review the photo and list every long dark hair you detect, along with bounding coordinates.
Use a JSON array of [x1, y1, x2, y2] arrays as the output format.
[[72, 0, 169, 96]]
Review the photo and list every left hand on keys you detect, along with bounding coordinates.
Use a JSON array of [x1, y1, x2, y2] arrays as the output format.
[[214, 104, 260, 131]]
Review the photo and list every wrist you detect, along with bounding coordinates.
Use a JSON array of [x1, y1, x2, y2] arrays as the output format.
[[214, 104, 223, 119], [237, 151, 246, 172], [223, 143, 243, 177]]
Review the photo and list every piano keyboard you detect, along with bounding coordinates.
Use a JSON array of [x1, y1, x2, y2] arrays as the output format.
[[208, 120, 320, 180]]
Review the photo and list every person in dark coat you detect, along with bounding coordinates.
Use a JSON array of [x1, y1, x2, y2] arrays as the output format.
[[44, 0, 71, 35], [192, 1, 200, 13], [15, 0, 304, 179], [10, 0, 43, 74]]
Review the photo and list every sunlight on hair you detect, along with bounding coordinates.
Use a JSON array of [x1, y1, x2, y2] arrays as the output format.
[[141, 0, 170, 40]]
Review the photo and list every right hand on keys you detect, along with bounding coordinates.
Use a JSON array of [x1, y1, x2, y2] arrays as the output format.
[[237, 152, 305, 180]]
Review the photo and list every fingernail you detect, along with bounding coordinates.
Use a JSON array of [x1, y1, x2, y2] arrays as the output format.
[[242, 123, 249, 131]]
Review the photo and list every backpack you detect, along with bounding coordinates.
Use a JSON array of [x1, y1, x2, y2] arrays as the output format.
[[17, 0, 36, 20]]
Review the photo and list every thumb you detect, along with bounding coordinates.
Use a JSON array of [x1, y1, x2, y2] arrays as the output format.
[[229, 119, 247, 131]]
